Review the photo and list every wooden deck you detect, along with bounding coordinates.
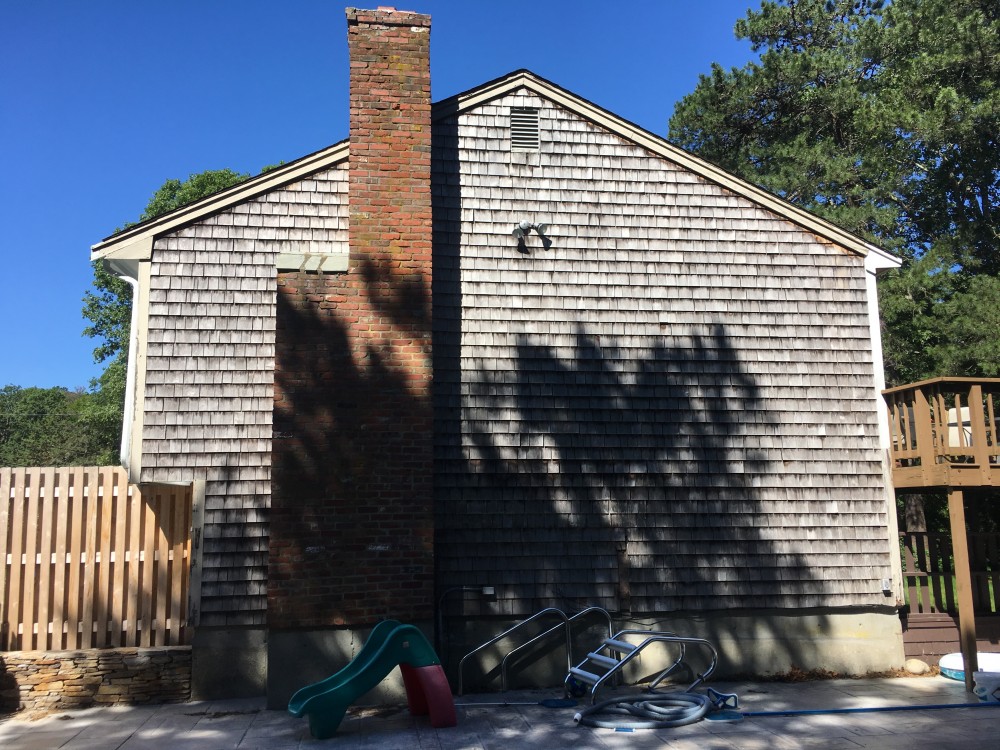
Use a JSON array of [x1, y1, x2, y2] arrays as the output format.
[[884, 377, 1000, 489], [901, 612, 1000, 663], [884, 377, 1000, 689]]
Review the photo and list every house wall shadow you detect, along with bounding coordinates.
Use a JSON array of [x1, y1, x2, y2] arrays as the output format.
[[270, 258, 434, 629], [428, 113, 883, 687]]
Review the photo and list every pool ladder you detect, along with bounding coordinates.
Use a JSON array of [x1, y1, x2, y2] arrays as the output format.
[[457, 606, 614, 696], [566, 629, 719, 703]]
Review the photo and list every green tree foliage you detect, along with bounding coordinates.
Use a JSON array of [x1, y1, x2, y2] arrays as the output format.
[[0, 385, 117, 466], [668, 0, 1000, 384], [134, 169, 252, 225]]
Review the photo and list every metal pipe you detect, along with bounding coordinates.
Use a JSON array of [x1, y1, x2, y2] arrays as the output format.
[[436, 586, 486, 661], [743, 701, 1000, 718]]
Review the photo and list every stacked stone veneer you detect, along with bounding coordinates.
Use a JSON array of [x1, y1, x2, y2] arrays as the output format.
[[0, 647, 191, 715]]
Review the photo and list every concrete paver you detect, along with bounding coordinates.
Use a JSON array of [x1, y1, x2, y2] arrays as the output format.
[[1, 677, 998, 749]]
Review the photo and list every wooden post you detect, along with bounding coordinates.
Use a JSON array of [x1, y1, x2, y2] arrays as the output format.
[[0, 468, 12, 650], [913, 388, 934, 484], [948, 489, 978, 692], [966, 385, 992, 484]]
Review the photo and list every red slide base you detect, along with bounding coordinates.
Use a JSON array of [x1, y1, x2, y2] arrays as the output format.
[[400, 664, 457, 728]]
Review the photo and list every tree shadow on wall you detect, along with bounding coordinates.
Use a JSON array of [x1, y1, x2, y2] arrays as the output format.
[[435, 317, 851, 683], [427, 118, 874, 686], [443, 320, 798, 598], [270, 252, 434, 631]]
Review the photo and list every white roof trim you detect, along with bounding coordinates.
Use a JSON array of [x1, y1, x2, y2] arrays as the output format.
[[864, 243, 903, 272], [437, 71, 896, 260], [91, 141, 349, 261]]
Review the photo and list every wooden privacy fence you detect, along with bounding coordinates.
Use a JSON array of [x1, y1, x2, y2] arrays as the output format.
[[0, 466, 192, 651], [900, 530, 999, 616]]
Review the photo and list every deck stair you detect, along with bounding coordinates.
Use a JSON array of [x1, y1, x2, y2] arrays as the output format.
[[566, 629, 719, 704]]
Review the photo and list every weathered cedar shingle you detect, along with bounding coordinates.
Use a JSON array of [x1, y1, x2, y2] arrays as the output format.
[[432, 90, 891, 617]]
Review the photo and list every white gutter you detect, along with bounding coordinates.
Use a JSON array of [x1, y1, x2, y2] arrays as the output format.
[[863, 244, 902, 449]]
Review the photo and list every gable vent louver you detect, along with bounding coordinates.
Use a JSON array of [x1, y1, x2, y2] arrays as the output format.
[[511, 107, 540, 152]]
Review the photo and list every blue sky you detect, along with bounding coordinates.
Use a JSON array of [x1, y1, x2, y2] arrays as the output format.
[[2, 1, 757, 390]]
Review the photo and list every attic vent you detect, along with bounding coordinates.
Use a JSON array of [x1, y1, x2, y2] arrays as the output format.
[[511, 107, 540, 152]]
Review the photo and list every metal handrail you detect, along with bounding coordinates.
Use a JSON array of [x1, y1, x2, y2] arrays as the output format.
[[457, 607, 569, 695], [568, 630, 719, 704], [499, 606, 614, 692]]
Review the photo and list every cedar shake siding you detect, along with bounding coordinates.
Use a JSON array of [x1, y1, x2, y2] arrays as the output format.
[[142, 164, 348, 626], [88, 11, 904, 696], [99, 76, 895, 637], [432, 89, 891, 618]]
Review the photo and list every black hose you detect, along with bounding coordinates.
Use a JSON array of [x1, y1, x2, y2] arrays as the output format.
[[573, 691, 711, 729]]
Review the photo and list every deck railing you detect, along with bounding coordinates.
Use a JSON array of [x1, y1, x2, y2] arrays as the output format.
[[900, 530, 999, 616], [883, 377, 1000, 489]]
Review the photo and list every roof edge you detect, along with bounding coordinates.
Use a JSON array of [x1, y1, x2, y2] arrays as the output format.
[[91, 140, 349, 260], [93, 69, 900, 265], [434, 69, 895, 260]]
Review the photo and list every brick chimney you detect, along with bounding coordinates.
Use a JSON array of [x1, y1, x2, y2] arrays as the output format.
[[339, 7, 434, 619], [347, 7, 432, 269], [268, 8, 434, 630]]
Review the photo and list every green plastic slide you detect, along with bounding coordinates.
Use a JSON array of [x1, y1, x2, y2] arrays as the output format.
[[288, 621, 454, 739]]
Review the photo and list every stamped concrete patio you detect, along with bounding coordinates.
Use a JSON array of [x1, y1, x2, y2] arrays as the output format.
[[1, 676, 998, 749]]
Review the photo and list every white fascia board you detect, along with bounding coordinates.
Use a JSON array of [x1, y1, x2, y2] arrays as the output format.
[[91, 142, 349, 262], [864, 244, 903, 273]]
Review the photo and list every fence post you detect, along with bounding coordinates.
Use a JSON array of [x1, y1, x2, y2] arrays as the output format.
[[188, 479, 206, 628], [913, 389, 934, 484], [0, 468, 11, 649]]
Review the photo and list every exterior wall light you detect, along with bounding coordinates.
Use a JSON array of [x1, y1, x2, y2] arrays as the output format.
[[512, 221, 549, 239]]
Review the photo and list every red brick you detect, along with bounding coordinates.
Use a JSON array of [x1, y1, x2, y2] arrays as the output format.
[[268, 7, 434, 630]]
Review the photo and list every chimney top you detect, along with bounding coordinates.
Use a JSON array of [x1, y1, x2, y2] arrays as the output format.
[[346, 7, 430, 29]]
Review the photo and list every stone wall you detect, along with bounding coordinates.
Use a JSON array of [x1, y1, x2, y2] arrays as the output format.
[[0, 647, 191, 716]]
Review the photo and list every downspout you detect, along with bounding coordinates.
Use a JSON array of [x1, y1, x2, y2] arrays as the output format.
[[118, 273, 140, 479], [863, 246, 904, 605]]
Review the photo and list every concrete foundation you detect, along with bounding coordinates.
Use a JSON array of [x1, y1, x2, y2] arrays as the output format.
[[191, 610, 904, 704], [191, 627, 267, 700], [441, 608, 905, 692], [266, 622, 434, 710], [619, 608, 906, 680]]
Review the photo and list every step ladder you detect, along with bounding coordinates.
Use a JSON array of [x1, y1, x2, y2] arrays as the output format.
[[565, 629, 719, 703]]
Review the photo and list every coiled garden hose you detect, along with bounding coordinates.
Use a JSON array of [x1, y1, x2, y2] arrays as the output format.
[[573, 691, 711, 729]]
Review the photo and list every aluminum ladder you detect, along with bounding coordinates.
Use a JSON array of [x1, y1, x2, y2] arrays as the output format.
[[457, 606, 613, 696], [565, 629, 719, 703]]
